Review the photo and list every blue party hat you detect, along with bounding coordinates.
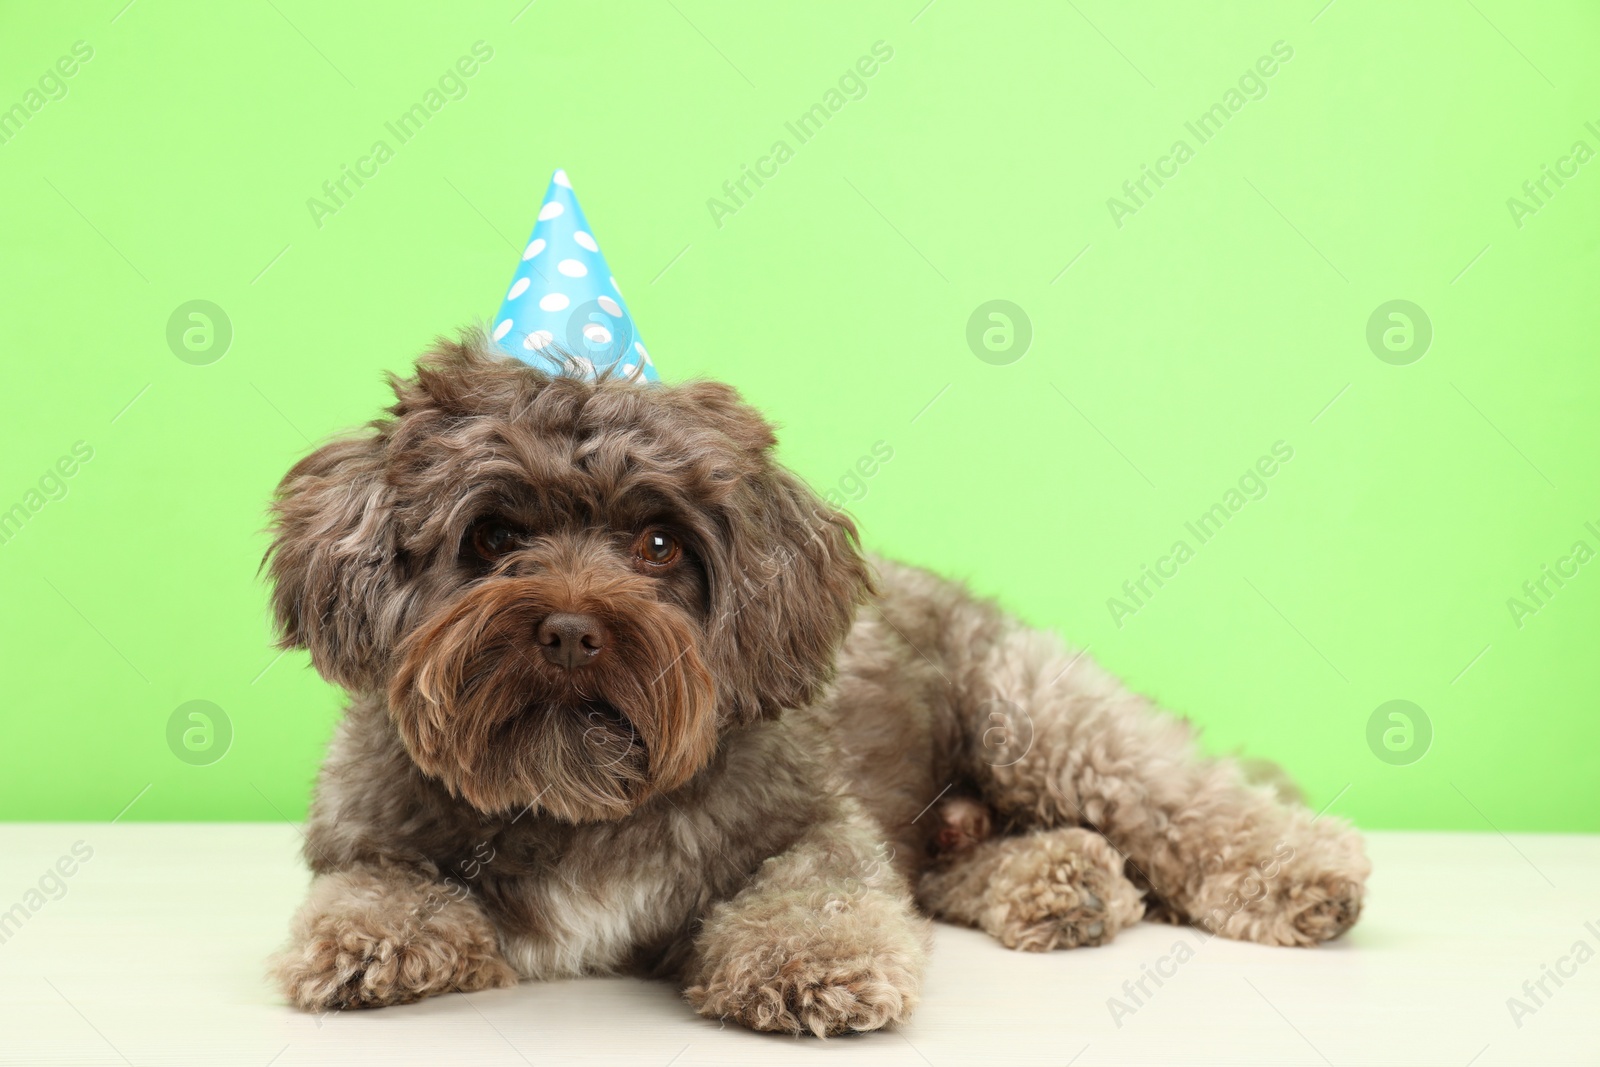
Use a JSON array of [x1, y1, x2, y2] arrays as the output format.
[[491, 169, 657, 382]]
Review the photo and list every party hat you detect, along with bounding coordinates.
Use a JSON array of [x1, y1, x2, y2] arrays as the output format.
[[490, 169, 657, 382]]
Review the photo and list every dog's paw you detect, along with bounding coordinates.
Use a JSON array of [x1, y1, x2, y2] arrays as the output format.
[[1248, 870, 1363, 947], [1194, 828, 1369, 947], [685, 884, 928, 1037], [919, 827, 1145, 952], [272, 868, 517, 1011], [986, 828, 1146, 951], [1203, 871, 1365, 947], [687, 949, 917, 1036], [1283, 874, 1364, 944], [273, 911, 517, 1011]]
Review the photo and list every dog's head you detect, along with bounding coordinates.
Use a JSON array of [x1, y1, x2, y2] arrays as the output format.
[[266, 333, 869, 822]]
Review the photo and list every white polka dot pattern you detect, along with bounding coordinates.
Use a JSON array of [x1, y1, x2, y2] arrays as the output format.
[[490, 169, 659, 382]]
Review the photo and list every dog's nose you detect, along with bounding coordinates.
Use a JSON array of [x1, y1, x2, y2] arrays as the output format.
[[536, 612, 606, 669]]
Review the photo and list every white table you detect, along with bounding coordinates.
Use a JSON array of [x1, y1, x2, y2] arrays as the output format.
[[0, 826, 1594, 1066]]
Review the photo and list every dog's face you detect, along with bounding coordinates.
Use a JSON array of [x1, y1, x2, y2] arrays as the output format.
[[266, 334, 869, 822]]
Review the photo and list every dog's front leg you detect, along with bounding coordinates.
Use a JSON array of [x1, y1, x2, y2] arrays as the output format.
[[272, 862, 517, 1011], [682, 798, 930, 1036]]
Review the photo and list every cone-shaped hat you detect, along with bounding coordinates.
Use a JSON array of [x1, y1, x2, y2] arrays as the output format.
[[490, 169, 657, 382]]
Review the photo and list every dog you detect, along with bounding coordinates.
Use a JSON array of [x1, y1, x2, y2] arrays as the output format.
[[265, 331, 1368, 1036]]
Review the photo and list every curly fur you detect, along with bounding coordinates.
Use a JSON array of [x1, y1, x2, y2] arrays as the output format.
[[273, 863, 517, 1010], [263, 331, 1369, 1036], [919, 827, 1146, 951]]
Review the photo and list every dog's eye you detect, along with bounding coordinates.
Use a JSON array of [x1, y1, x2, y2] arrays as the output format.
[[635, 530, 681, 569], [470, 520, 518, 561]]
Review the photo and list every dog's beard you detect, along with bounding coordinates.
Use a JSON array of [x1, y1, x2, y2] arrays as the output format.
[[388, 575, 718, 822]]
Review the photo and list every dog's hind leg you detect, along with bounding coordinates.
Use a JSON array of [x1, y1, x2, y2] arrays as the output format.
[[872, 560, 1368, 947], [917, 826, 1145, 950], [964, 624, 1366, 945]]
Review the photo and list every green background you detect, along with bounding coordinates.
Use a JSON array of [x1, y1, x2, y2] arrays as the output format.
[[2, 0, 1596, 829]]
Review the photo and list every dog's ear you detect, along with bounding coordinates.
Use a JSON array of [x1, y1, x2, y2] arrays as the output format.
[[264, 432, 399, 691], [716, 467, 872, 719], [666, 380, 779, 456], [669, 381, 872, 719]]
